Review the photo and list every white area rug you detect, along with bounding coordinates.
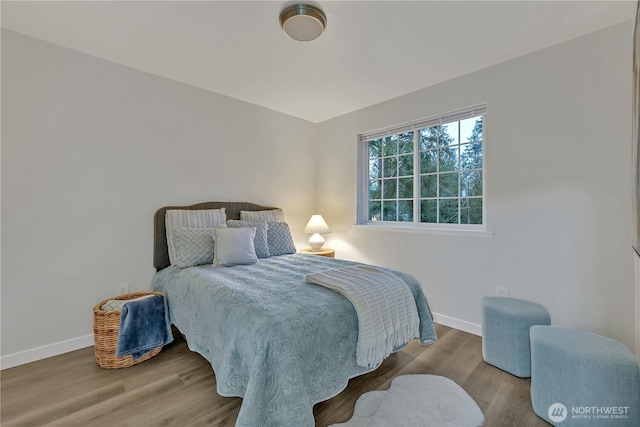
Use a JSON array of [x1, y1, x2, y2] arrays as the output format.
[[330, 374, 485, 427]]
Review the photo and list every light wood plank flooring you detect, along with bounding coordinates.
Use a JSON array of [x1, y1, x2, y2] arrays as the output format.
[[1, 324, 550, 426]]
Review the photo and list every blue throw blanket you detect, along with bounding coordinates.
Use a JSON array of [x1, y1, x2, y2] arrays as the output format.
[[152, 254, 436, 426], [116, 294, 173, 360]]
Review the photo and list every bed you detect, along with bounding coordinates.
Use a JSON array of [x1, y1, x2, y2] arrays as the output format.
[[151, 202, 437, 426]]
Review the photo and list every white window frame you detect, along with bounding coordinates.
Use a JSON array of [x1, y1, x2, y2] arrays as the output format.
[[356, 105, 491, 237]]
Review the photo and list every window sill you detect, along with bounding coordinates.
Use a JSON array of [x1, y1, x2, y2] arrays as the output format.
[[352, 224, 493, 238]]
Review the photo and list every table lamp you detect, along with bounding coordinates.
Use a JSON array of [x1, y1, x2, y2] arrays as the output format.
[[304, 215, 331, 251]]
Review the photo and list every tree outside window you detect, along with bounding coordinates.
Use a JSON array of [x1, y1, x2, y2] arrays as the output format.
[[362, 108, 484, 228]]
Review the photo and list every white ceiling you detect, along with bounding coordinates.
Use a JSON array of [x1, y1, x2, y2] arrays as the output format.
[[1, 1, 635, 123]]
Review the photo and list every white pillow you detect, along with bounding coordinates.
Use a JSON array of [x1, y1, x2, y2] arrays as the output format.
[[226, 220, 270, 258], [212, 227, 258, 267], [240, 209, 285, 223], [165, 208, 226, 265]]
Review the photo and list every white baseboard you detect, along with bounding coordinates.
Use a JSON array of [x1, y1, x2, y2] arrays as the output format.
[[432, 312, 482, 337], [635, 253, 640, 360], [1, 334, 94, 370], [0, 313, 482, 369]]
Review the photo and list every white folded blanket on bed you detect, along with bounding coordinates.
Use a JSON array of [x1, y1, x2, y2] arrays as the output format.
[[306, 265, 420, 368]]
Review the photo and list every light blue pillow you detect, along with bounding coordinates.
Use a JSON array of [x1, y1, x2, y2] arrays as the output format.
[[267, 222, 297, 256], [212, 227, 258, 267], [173, 227, 216, 268], [226, 220, 270, 258]]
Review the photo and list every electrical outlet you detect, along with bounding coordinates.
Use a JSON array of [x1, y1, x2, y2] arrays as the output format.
[[496, 286, 508, 297], [117, 283, 129, 295]]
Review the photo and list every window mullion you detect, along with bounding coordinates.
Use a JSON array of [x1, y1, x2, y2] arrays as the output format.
[[414, 131, 420, 224], [362, 142, 369, 224], [436, 128, 440, 223], [457, 132, 462, 225]]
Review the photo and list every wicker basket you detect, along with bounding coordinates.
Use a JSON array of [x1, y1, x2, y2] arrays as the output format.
[[93, 291, 165, 369]]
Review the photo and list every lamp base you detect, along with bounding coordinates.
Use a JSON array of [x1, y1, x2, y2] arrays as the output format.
[[308, 233, 325, 251]]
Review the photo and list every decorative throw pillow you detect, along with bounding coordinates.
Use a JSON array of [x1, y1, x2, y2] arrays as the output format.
[[212, 227, 258, 267], [266, 222, 297, 256], [240, 208, 285, 223], [226, 220, 270, 258], [165, 208, 226, 265], [173, 227, 216, 268]]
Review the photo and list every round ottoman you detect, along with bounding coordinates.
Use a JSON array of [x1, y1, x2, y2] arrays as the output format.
[[482, 296, 550, 377], [530, 326, 640, 427]]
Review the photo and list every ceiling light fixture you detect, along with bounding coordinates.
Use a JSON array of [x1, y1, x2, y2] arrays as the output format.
[[279, 4, 326, 42]]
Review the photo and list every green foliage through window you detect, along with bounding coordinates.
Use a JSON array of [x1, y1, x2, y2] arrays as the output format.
[[364, 110, 484, 226]]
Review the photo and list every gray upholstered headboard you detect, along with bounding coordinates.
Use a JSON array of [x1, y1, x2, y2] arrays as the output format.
[[153, 201, 278, 271]]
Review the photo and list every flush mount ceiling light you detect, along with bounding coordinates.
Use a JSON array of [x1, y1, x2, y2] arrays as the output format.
[[279, 4, 326, 42]]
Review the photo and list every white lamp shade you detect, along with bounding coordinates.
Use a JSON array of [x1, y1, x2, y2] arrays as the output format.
[[304, 215, 331, 234]]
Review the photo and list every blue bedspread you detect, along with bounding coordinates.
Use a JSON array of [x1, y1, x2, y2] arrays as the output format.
[[152, 254, 436, 427]]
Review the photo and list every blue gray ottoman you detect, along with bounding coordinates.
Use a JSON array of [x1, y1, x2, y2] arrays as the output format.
[[482, 296, 550, 377], [530, 326, 640, 427]]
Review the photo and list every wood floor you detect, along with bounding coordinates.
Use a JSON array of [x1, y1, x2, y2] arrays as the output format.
[[1, 323, 550, 426]]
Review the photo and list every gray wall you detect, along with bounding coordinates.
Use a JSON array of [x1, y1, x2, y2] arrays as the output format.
[[2, 21, 637, 360], [1, 29, 317, 357], [317, 23, 636, 350]]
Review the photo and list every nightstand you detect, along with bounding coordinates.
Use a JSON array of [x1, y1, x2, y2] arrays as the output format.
[[300, 248, 335, 258]]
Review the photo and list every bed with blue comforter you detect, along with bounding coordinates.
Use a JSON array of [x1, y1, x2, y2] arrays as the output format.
[[151, 201, 436, 426], [152, 254, 436, 426]]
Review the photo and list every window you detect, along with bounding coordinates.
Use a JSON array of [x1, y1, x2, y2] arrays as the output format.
[[359, 106, 485, 229]]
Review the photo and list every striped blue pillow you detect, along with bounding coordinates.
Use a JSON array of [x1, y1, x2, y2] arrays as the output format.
[[165, 208, 226, 265]]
